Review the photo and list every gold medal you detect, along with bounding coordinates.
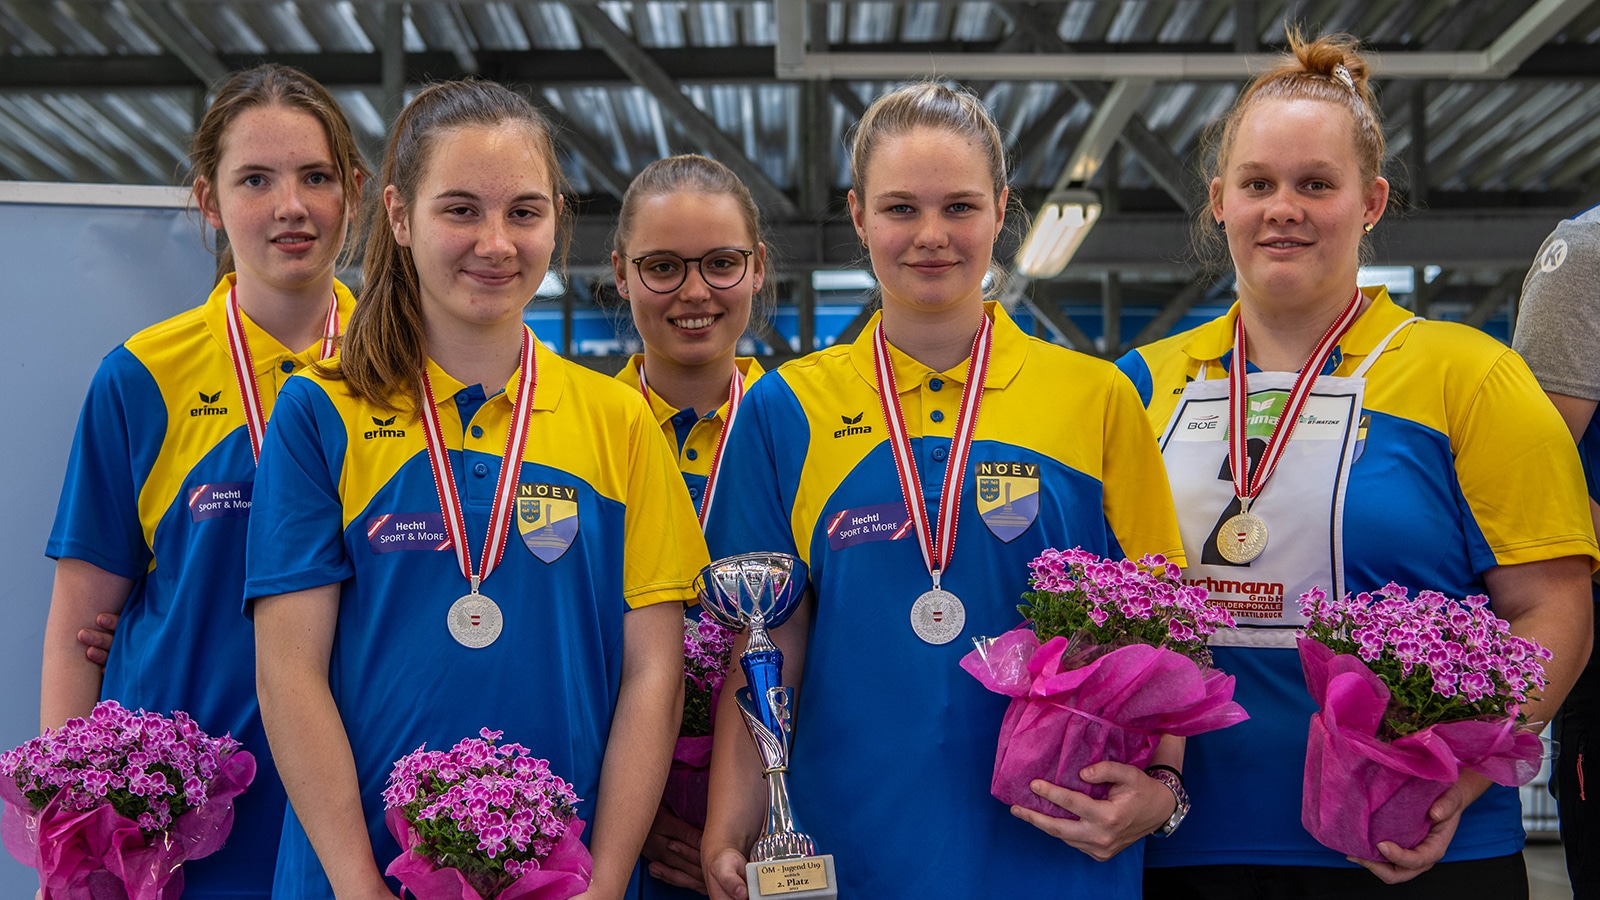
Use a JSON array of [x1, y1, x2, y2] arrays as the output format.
[[1217, 511, 1269, 564]]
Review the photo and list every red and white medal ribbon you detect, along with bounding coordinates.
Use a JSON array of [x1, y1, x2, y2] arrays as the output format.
[[1227, 290, 1363, 510], [872, 316, 993, 591], [419, 327, 538, 597], [224, 285, 340, 464], [638, 363, 744, 527]]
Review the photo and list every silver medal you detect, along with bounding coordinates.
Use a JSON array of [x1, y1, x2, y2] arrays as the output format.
[[447, 593, 504, 649], [910, 589, 966, 645], [1217, 511, 1269, 564]]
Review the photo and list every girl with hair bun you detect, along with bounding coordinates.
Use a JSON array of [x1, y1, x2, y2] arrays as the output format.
[[608, 153, 769, 899], [42, 63, 369, 899], [1117, 31, 1596, 896], [247, 79, 704, 899], [700, 82, 1187, 899]]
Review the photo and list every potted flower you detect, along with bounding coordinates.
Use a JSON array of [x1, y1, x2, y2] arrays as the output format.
[[961, 548, 1248, 816], [381, 728, 591, 900], [1297, 584, 1548, 859], [662, 612, 736, 830], [0, 699, 255, 899]]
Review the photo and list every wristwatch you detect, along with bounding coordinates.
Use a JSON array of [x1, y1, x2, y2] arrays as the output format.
[[1145, 766, 1190, 837]]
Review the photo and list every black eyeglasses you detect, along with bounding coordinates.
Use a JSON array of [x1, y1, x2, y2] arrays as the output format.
[[628, 248, 754, 294]]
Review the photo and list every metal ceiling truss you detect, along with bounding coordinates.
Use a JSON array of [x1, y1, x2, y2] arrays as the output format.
[[0, 0, 1594, 358], [776, 0, 1594, 81]]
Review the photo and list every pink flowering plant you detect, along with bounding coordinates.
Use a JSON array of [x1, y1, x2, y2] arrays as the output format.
[[0, 699, 255, 899], [962, 549, 1248, 818], [657, 612, 737, 834], [1296, 583, 1547, 860], [1299, 584, 1549, 738], [682, 612, 736, 739], [382, 729, 591, 900], [1018, 548, 1237, 665]]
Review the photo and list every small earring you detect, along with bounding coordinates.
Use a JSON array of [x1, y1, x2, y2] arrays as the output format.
[[618, 285, 629, 297], [1363, 222, 1373, 234], [1217, 221, 1225, 231]]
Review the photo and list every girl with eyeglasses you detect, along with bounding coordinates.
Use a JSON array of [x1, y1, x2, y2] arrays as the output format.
[[607, 154, 769, 899]]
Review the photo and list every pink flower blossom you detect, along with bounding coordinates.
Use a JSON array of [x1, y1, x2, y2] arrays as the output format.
[[1019, 549, 1235, 667], [1298, 584, 1549, 738], [383, 729, 580, 895], [0, 700, 243, 838]]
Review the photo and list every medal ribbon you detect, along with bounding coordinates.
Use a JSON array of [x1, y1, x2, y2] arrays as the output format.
[[872, 315, 993, 591], [637, 363, 744, 527], [225, 286, 341, 464], [418, 327, 538, 595], [1227, 290, 1363, 510]]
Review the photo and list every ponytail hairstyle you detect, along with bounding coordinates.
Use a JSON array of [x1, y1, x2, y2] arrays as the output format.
[[609, 153, 776, 328], [188, 63, 370, 283], [1195, 29, 1388, 268], [335, 79, 575, 412]]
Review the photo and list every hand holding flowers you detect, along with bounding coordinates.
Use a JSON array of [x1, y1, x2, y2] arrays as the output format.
[[1296, 584, 1547, 861], [961, 549, 1247, 819]]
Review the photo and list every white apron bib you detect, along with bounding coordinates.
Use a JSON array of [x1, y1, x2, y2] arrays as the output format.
[[1157, 318, 1418, 649]]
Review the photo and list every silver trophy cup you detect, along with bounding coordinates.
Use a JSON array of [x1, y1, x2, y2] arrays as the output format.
[[697, 552, 838, 899]]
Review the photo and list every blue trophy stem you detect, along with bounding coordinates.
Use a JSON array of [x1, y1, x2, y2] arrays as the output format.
[[740, 620, 785, 739]]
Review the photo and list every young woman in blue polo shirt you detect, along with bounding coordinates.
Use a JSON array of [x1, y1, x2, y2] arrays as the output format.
[[43, 64, 369, 899], [699, 82, 1188, 900], [247, 80, 703, 900], [608, 155, 770, 899], [1117, 33, 1596, 898]]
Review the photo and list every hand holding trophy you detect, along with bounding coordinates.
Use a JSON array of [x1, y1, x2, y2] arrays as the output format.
[[697, 552, 838, 899]]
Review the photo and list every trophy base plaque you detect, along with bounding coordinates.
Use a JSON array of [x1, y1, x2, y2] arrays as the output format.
[[746, 855, 838, 898]]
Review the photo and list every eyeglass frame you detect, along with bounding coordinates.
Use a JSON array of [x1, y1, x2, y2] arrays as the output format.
[[627, 248, 755, 294]]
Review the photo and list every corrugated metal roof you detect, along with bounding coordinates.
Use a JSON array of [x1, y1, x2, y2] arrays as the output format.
[[2, 1, 1597, 354]]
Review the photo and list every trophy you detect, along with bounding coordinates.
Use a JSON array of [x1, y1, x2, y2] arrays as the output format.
[[697, 552, 838, 899]]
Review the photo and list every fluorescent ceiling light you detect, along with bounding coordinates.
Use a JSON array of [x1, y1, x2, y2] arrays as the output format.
[[1016, 189, 1102, 279]]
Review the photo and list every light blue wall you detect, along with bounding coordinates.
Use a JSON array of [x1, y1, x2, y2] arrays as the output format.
[[0, 184, 211, 892]]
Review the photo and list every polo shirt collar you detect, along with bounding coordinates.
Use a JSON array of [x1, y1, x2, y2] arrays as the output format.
[[623, 354, 765, 426], [848, 300, 1028, 392], [1181, 286, 1410, 372], [423, 326, 564, 413], [201, 273, 359, 373]]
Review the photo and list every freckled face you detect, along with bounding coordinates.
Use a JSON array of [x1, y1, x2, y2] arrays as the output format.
[[387, 123, 559, 332], [197, 104, 356, 295]]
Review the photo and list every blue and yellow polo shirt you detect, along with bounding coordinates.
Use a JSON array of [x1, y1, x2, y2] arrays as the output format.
[[616, 354, 764, 508], [243, 328, 706, 899], [616, 355, 761, 900], [1118, 287, 1600, 868], [47, 274, 357, 899], [703, 302, 1184, 898]]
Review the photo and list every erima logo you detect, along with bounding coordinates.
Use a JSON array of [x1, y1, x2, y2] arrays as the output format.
[[190, 390, 227, 417], [1250, 398, 1275, 412], [833, 412, 872, 439], [365, 415, 406, 439]]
